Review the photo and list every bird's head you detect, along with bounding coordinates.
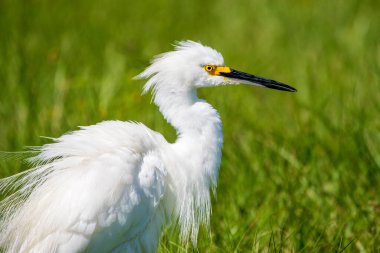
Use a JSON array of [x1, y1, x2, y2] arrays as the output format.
[[136, 40, 296, 95]]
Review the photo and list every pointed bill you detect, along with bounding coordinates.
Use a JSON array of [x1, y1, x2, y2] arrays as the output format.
[[218, 67, 297, 92]]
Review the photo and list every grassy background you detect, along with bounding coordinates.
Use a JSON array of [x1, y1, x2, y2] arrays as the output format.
[[1, 0, 380, 252]]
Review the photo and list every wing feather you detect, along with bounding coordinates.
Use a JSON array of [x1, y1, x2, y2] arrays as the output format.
[[0, 121, 168, 253]]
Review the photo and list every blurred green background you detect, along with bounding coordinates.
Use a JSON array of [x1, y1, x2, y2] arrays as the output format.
[[0, 0, 379, 252]]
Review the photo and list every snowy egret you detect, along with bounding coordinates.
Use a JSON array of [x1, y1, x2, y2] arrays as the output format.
[[0, 41, 296, 253]]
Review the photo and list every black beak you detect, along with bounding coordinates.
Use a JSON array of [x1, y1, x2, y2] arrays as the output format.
[[220, 69, 297, 92]]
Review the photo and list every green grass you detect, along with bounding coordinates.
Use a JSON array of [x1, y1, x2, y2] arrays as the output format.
[[1, 0, 380, 252]]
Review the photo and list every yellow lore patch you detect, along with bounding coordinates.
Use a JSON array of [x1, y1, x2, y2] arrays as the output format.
[[204, 64, 231, 76]]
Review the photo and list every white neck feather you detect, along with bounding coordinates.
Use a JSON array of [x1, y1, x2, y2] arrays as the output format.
[[153, 87, 223, 244]]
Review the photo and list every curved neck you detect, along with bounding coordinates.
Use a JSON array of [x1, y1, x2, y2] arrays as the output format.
[[153, 87, 223, 243], [153, 88, 222, 146], [153, 88, 198, 135]]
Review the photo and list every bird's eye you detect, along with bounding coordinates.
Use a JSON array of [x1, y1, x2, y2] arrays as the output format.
[[204, 64, 215, 72]]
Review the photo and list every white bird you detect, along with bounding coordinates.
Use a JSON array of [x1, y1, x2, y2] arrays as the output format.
[[0, 41, 296, 253]]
